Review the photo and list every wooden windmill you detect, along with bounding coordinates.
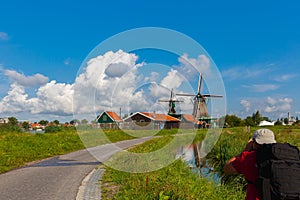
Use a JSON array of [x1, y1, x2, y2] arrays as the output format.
[[158, 88, 183, 117], [177, 73, 222, 121]]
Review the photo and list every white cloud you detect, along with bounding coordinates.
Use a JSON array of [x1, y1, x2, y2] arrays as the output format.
[[264, 97, 292, 113], [0, 50, 216, 120], [32, 81, 74, 115], [0, 83, 28, 113], [0, 32, 9, 40], [4, 70, 49, 87], [266, 97, 277, 105], [237, 96, 294, 119], [240, 99, 250, 112], [160, 69, 183, 90], [177, 53, 211, 78], [73, 50, 147, 115], [0, 81, 73, 116], [105, 63, 131, 77]]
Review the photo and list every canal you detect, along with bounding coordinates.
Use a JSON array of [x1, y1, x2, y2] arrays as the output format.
[[176, 142, 221, 184]]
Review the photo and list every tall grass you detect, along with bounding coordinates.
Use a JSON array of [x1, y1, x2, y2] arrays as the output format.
[[207, 126, 300, 187]]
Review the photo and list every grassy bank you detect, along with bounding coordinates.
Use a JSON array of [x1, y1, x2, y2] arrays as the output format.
[[101, 126, 300, 199], [101, 135, 245, 199]]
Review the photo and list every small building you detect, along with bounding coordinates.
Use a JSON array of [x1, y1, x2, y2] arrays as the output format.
[[123, 112, 180, 129], [96, 111, 122, 129], [258, 120, 275, 126]]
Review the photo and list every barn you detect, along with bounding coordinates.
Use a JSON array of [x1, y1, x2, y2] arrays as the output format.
[[123, 112, 180, 129]]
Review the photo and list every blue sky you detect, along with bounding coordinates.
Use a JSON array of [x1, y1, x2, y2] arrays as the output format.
[[0, 0, 299, 122]]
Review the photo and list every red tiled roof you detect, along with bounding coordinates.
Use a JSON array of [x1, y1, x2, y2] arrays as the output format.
[[182, 114, 197, 123], [106, 111, 122, 121], [140, 112, 180, 122]]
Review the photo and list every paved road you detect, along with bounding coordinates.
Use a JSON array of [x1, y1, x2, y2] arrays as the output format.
[[0, 137, 153, 200]]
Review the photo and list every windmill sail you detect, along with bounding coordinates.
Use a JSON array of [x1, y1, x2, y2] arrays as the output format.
[[159, 88, 183, 115], [177, 73, 222, 119]]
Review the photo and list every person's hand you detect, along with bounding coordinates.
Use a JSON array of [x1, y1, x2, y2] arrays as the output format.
[[244, 138, 254, 152]]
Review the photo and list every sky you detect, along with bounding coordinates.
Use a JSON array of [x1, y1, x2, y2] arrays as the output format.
[[0, 0, 300, 123]]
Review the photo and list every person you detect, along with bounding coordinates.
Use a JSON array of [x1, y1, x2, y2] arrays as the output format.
[[224, 128, 276, 200]]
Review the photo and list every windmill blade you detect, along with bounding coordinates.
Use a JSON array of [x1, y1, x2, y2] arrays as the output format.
[[202, 94, 223, 98], [170, 88, 174, 100], [176, 93, 195, 97], [198, 73, 203, 93], [158, 100, 170, 102], [159, 99, 183, 102]]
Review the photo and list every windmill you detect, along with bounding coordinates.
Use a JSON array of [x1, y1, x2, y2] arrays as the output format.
[[177, 73, 222, 126], [158, 88, 183, 117]]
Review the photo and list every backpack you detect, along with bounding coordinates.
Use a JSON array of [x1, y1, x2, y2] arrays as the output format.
[[256, 143, 300, 200]]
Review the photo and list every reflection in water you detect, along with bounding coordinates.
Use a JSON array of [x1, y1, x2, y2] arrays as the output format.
[[176, 143, 220, 184]]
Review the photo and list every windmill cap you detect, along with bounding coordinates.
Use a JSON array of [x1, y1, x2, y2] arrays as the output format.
[[253, 128, 276, 144]]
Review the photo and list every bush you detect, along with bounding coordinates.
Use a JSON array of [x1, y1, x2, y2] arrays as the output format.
[[44, 125, 62, 133]]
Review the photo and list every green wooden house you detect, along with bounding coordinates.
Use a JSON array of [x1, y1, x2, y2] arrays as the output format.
[[96, 111, 122, 129]]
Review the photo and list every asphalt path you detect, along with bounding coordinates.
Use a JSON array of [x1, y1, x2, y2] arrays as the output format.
[[0, 137, 154, 200]]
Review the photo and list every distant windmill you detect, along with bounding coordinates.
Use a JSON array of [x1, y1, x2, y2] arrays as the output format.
[[177, 73, 222, 120], [159, 88, 183, 116]]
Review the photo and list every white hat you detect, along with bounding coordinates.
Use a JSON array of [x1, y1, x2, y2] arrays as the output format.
[[253, 128, 276, 144]]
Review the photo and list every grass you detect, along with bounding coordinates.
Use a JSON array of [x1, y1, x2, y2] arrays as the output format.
[[101, 126, 300, 199], [101, 132, 245, 200], [1, 125, 299, 198], [0, 129, 84, 173], [0, 126, 140, 174]]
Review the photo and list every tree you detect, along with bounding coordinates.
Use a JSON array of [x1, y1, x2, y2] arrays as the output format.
[[252, 110, 262, 126], [284, 118, 289, 125], [53, 120, 60, 125], [90, 119, 97, 124], [81, 119, 88, 124], [8, 117, 18, 126], [22, 121, 30, 130], [39, 120, 49, 126], [243, 116, 255, 126], [274, 119, 282, 126], [225, 114, 242, 127], [70, 119, 80, 125]]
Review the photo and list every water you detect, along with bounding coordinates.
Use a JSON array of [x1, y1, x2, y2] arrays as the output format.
[[29, 129, 45, 134], [176, 143, 221, 184]]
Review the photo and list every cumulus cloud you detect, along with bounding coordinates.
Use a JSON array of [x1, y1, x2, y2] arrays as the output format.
[[4, 70, 49, 87], [177, 53, 211, 78], [264, 97, 292, 113], [32, 81, 74, 115], [0, 50, 216, 120], [237, 96, 294, 119], [105, 63, 131, 77], [0, 81, 73, 116], [240, 99, 250, 112], [0, 83, 28, 113], [73, 49, 147, 115]]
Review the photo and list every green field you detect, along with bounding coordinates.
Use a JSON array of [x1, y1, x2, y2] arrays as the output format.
[[1, 125, 299, 199]]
